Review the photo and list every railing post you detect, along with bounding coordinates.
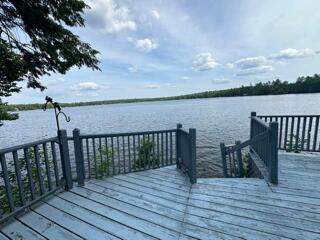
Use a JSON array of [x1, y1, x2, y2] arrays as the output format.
[[189, 128, 197, 184], [58, 129, 73, 190], [250, 112, 257, 139], [220, 143, 228, 177], [235, 140, 244, 177], [176, 123, 182, 169], [269, 122, 278, 184], [73, 128, 85, 186]]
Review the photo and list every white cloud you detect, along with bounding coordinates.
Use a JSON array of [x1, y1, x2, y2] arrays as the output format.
[[192, 53, 219, 71], [135, 38, 157, 53], [150, 10, 160, 20], [85, 0, 137, 34], [143, 83, 160, 89], [236, 65, 274, 76], [181, 76, 190, 80], [234, 56, 268, 69], [271, 48, 317, 60], [165, 83, 177, 88], [71, 82, 101, 91], [233, 56, 273, 76], [128, 65, 138, 73]]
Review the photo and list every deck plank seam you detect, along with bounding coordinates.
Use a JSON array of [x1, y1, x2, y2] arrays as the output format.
[[38, 200, 124, 240]]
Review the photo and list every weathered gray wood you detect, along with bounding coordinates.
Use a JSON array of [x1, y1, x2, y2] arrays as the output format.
[[0, 154, 14, 212], [57, 191, 181, 240], [18, 210, 83, 240], [58, 129, 73, 190], [0, 232, 9, 240], [33, 202, 120, 240], [73, 128, 85, 186], [1, 219, 46, 240]]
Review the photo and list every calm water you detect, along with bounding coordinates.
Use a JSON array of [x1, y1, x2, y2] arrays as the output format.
[[1, 93, 319, 177]]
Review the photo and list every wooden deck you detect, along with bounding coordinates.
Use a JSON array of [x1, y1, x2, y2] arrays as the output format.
[[1, 152, 320, 240]]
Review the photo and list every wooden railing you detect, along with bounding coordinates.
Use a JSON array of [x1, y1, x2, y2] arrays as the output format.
[[258, 114, 320, 152], [220, 112, 278, 183], [0, 132, 72, 223], [72, 128, 179, 185], [176, 124, 197, 183], [1, 125, 197, 222]]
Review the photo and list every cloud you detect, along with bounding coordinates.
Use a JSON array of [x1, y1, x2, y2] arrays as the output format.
[[271, 48, 317, 60], [128, 65, 138, 73], [233, 56, 273, 76], [211, 78, 230, 84], [236, 65, 274, 76], [150, 10, 160, 20], [85, 0, 137, 34], [71, 82, 101, 91], [135, 38, 157, 52], [192, 53, 219, 71], [181, 76, 190, 80], [165, 83, 177, 88], [143, 83, 160, 89]]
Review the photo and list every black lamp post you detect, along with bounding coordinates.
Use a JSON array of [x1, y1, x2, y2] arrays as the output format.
[[42, 96, 70, 131]]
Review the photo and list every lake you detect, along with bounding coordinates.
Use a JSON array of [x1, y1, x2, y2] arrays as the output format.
[[1, 93, 320, 177]]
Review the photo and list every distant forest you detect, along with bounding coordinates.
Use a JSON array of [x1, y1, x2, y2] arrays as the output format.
[[6, 74, 320, 111]]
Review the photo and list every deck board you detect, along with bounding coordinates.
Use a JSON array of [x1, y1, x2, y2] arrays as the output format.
[[1, 153, 320, 239]]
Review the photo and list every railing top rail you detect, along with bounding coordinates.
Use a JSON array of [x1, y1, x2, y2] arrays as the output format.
[[0, 136, 59, 155], [258, 114, 320, 118], [79, 128, 177, 139], [226, 131, 269, 153], [252, 116, 269, 128]]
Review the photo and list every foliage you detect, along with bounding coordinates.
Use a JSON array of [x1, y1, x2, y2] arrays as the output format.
[[5, 73, 320, 112], [0, 148, 51, 214], [242, 152, 250, 177], [0, 0, 100, 125], [285, 134, 304, 153], [133, 138, 159, 170], [91, 144, 112, 177], [0, 99, 18, 126]]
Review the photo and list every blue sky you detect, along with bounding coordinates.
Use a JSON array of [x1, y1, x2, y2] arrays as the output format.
[[6, 0, 320, 104]]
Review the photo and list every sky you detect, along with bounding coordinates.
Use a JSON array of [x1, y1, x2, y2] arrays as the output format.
[[5, 0, 320, 104]]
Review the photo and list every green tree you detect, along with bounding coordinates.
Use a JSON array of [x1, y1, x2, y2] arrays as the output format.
[[0, 0, 100, 125]]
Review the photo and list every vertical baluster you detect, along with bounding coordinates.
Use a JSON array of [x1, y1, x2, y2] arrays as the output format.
[[279, 117, 283, 149], [166, 132, 169, 166], [24, 148, 35, 199], [289, 117, 295, 151], [34, 145, 45, 194], [295, 117, 301, 152], [264, 116, 267, 122], [307, 117, 313, 151], [170, 132, 173, 165], [0, 154, 14, 212], [157, 133, 160, 167], [111, 137, 115, 175], [152, 134, 155, 169], [50, 142, 59, 186], [137, 135, 141, 170], [117, 136, 120, 174], [301, 116, 307, 151], [128, 136, 131, 172], [12, 151, 25, 206], [284, 117, 289, 150], [122, 136, 126, 173], [161, 132, 164, 166], [220, 143, 228, 177], [86, 138, 91, 178], [92, 138, 97, 178], [147, 134, 151, 169], [228, 151, 232, 177], [142, 134, 146, 170], [105, 137, 110, 176], [42, 143, 52, 191], [313, 116, 319, 151], [133, 135, 136, 172], [99, 138, 103, 177]]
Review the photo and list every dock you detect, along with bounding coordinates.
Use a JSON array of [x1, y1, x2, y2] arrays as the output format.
[[1, 152, 319, 240]]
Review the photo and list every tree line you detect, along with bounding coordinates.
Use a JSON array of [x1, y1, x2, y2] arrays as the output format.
[[5, 74, 320, 112]]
